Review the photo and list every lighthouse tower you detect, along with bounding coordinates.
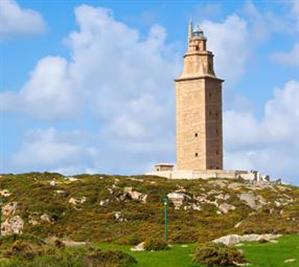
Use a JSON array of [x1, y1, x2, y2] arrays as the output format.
[[175, 21, 224, 171]]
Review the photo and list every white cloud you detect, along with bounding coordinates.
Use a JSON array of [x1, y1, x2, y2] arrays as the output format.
[[11, 128, 96, 171], [286, 0, 299, 17], [271, 43, 299, 67], [0, 0, 45, 39], [0, 56, 78, 119], [224, 80, 299, 182], [242, 0, 297, 41], [199, 15, 250, 83], [2, 5, 178, 173], [192, 3, 222, 20]]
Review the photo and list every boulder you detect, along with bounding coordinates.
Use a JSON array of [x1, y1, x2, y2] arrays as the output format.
[[1, 215, 24, 236], [0, 189, 11, 197], [238, 192, 266, 210], [124, 187, 142, 200], [183, 203, 201, 211], [2, 202, 18, 218], [65, 176, 78, 182], [49, 180, 56, 186], [167, 192, 189, 209], [114, 211, 126, 222], [99, 199, 110, 206], [69, 197, 86, 205], [213, 234, 281, 246], [218, 203, 236, 214], [40, 214, 52, 223], [131, 242, 145, 251], [124, 187, 147, 203]]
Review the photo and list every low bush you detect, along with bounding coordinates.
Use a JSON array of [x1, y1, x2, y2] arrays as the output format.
[[193, 242, 246, 266], [84, 249, 137, 267], [0, 236, 137, 267], [144, 237, 168, 251], [4, 240, 41, 260], [127, 234, 142, 246]]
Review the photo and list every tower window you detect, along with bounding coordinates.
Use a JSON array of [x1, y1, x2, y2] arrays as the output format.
[[209, 92, 212, 97], [216, 150, 219, 155], [195, 46, 199, 51], [216, 129, 219, 135], [195, 153, 198, 157], [194, 133, 198, 137]]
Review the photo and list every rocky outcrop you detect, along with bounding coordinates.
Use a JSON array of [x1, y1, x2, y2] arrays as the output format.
[[2, 202, 17, 217], [238, 192, 266, 210], [213, 234, 282, 246], [99, 199, 110, 206], [69, 196, 86, 205], [167, 192, 189, 209], [130, 242, 145, 251], [0, 189, 11, 197], [218, 203, 236, 214], [40, 214, 52, 223], [1, 215, 24, 236], [114, 211, 126, 222], [124, 187, 147, 203]]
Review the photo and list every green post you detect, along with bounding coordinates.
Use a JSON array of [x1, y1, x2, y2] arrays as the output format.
[[0, 198, 2, 238], [163, 196, 169, 241]]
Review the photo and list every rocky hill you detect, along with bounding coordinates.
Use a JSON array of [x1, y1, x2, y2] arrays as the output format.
[[0, 173, 298, 244]]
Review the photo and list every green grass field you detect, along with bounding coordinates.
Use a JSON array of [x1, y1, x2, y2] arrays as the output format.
[[97, 234, 299, 267]]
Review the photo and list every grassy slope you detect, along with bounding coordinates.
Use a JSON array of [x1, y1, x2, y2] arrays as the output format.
[[0, 173, 298, 245], [97, 235, 299, 267]]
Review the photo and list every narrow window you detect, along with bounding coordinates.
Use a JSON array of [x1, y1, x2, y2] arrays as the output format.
[[194, 133, 198, 137], [216, 150, 219, 155], [195, 153, 198, 157]]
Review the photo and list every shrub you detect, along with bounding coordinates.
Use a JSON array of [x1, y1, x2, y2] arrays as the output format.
[[84, 249, 137, 267], [127, 234, 142, 246], [144, 237, 168, 251], [193, 242, 246, 266], [4, 240, 40, 259]]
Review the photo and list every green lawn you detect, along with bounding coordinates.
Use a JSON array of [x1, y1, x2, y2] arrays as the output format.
[[97, 234, 299, 267]]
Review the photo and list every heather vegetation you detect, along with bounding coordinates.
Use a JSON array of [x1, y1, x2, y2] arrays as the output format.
[[0, 172, 298, 266], [192, 242, 245, 266]]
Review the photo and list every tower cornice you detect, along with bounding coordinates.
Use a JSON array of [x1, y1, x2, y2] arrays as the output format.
[[175, 75, 224, 82]]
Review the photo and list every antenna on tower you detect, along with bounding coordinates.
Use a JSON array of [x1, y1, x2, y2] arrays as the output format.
[[188, 18, 193, 40]]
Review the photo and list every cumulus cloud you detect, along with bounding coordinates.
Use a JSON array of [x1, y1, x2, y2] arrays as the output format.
[[0, 56, 78, 119], [199, 15, 250, 83], [224, 80, 299, 182], [271, 43, 299, 67], [242, 0, 298, 41], [11, 128, 96, 171], [0, 0, 45, 39], [2, 5, 178, 172]]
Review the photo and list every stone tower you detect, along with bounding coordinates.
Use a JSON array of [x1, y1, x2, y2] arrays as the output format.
[[175, 21, 223, 171]]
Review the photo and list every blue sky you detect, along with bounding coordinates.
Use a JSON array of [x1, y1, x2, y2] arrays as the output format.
[[0, 0, 298, 184]]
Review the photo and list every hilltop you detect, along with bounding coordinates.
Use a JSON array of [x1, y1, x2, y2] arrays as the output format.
[[1, 172, 298, 245]]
